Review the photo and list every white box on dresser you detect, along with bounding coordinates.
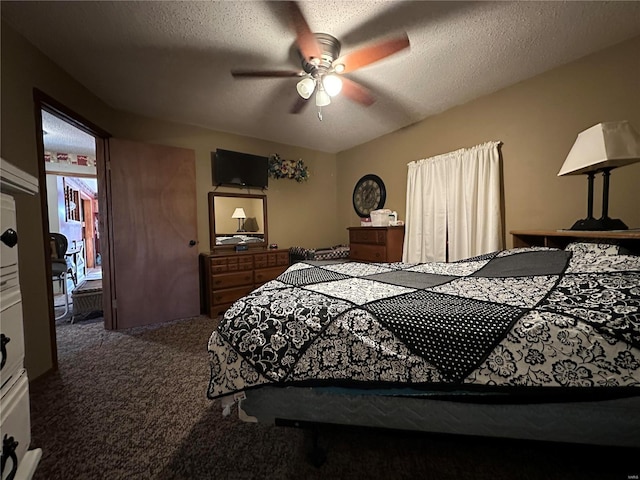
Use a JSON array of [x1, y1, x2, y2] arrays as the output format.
[[0, 158, 42, 480]]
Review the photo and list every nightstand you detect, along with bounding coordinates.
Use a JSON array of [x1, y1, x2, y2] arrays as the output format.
[[348, 226, 405, 262]]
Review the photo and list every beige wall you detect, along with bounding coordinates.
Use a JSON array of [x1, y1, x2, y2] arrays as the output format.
[[336, 35, 640, 246], [105, 113, 339, 252], [3, 17, 639, 381], [1, 21, 338, 380], [1, 22, 116, 380]]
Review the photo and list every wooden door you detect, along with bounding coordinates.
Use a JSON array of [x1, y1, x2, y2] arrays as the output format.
[[82, 197, 95, 268], [106, 138, 199, 329]]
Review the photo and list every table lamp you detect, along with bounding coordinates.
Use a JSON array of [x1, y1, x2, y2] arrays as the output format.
[[232, 207, 246, 232], [558, 121, 640, 230]]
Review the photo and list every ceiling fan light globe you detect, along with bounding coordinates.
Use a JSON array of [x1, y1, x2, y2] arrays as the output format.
[[315, 89, 331, 107], [296, 77, 316, 99], [334, 63, 345, 74], [323, 74, 343, 97]]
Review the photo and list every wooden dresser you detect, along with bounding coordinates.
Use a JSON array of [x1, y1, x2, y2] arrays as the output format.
[[1, 159, 42, 479], [348, 226, 405, 262], [200, 248, 290, 317]]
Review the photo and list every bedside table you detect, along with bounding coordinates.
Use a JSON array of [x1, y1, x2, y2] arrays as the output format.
[[510, 229, 640, 254], [348, 226, 405, 262]]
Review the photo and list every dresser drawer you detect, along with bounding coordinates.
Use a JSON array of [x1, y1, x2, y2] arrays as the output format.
[[0, 289, 24, 392], [275, 252, 289, 265], [210, 256, 254, 273], [211, 271, 253, 289], [1, 193, 18, 273], [209, 257, 230, 274], [226, 255, 253, 272], [255, 266, 287, 285], [349, 243, 387, 262], [349, 229, 387, 245], [0, 370, 31, 479], [201, 249, 290, 319], [253, 253, 268, 268], [212, 285, 255, 306], [0, 270, 19, 294]]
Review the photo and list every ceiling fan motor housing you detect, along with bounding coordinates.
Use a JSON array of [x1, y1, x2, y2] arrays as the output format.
[[300, 33, 341, 75]]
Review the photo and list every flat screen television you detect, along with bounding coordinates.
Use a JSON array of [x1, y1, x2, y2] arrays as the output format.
[[212, 149, 269, 189]]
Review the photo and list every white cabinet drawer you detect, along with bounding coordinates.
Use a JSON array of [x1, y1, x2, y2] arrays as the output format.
[[0, 291, 24, 392], [0, 193, 18, 273], [0, 270, 19, 294], [0, 370, 31, 480]]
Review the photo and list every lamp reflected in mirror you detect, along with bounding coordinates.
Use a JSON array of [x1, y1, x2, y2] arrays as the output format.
[[209, 192, 267, 250], [231, 207, 246, 232]]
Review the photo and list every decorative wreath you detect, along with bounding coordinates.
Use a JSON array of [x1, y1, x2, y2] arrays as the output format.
[[268, 153, 310, 182]]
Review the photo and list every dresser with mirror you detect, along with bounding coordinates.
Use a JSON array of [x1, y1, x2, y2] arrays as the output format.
[[200, 192, 289, 319]]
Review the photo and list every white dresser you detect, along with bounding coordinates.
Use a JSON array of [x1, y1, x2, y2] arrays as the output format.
[[0, 159, 42, 480]]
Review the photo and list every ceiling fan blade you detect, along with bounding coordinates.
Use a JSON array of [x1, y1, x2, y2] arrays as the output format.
[[231, 69, 303, 78], [290, 96, 309, 114], [341, 77, 376, 107], [334, 33, 410, 74], [287, 1, 322, 62]]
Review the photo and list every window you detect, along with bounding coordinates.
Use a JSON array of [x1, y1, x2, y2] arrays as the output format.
[[64, 181, 80, 222]]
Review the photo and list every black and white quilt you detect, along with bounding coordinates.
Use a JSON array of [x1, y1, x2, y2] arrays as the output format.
[[207, 243, 640, 399]]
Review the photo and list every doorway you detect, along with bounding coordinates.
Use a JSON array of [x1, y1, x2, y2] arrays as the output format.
[[35, 90, 200, 372], [41, 109, 103, 324]]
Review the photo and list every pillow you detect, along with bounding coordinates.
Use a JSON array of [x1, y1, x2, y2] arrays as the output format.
[[565, 241, 623, 257]]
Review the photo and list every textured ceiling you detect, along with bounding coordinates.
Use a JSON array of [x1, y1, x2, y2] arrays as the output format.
[[3, 1, 640, 154], [42, 111, 96, 156]]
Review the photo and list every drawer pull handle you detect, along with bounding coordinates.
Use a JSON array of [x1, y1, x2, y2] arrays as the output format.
[[0, 334, 9, 370], [1, 434, 19, 480], [1, 229, 18, 248]]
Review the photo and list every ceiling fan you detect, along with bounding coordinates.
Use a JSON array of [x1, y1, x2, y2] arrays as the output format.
[[231, 1, 410, 119]]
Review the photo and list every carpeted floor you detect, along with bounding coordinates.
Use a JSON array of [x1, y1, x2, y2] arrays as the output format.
[[28, 316, 638, 480]]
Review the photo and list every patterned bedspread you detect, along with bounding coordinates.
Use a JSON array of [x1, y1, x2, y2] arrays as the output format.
[[207, 243, 640, 399]]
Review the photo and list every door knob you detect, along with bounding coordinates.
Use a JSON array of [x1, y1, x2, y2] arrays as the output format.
[[189, 240, 197, 247], [1, 229, 18, 248]]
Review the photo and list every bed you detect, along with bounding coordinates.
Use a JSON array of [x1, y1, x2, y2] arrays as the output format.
[[206, 241, 640, 450]]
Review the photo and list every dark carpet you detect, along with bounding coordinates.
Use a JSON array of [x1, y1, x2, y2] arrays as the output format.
[[29, 316, 638, 480]]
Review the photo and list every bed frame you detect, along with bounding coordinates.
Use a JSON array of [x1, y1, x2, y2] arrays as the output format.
[[238, 386, 640, 464]]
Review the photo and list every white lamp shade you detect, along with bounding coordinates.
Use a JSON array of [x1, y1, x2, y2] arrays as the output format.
[[315, 89, 331, 107], [323, 74, 343, 97], [231, 207, 246, 219], [296, 77, 316, 100], [558, 121, 640, 176]]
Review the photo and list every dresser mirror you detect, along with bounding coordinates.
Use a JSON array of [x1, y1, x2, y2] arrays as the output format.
[[209, 192, 268, 250]]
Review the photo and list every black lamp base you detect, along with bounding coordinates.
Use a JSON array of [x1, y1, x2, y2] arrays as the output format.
[[569, 217, 628, 231]]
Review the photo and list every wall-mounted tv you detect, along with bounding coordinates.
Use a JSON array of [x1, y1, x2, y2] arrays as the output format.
[[212, 149, 269, 189]]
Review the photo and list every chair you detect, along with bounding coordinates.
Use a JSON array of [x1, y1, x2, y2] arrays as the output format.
[[50, 233, 76, 320]]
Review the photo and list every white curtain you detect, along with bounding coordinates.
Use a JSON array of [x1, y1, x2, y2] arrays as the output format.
[[403, 141, 503, 263]]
